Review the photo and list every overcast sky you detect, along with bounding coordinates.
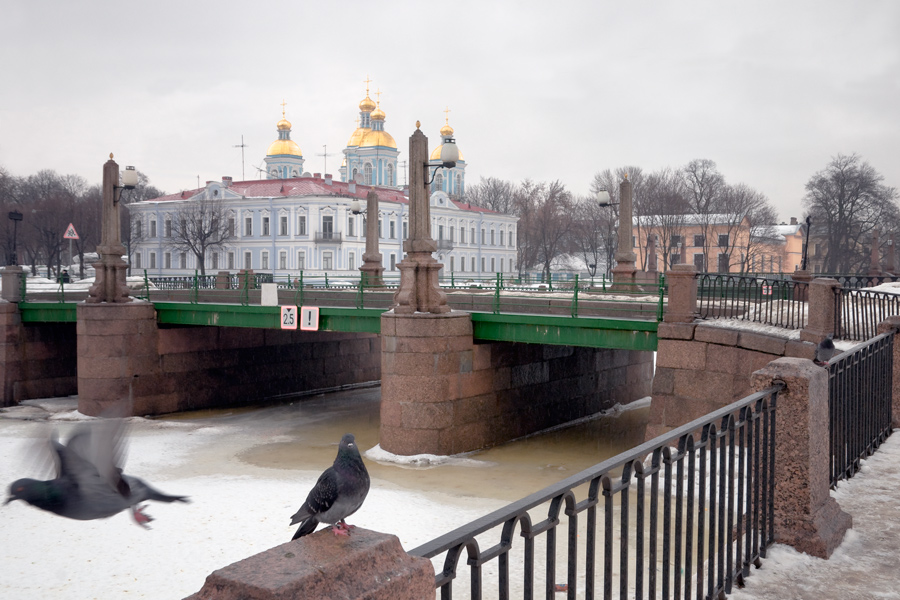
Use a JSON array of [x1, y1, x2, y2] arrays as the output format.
[[1, 1, 897, 222]]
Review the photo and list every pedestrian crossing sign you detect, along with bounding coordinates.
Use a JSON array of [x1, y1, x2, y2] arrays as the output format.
[[63, 223, 79, 240]]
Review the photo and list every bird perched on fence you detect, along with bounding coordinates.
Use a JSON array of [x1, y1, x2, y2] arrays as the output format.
[[815, 335, 836, 366], [289, 433, 370, 540], [5, 419, 189, 527]]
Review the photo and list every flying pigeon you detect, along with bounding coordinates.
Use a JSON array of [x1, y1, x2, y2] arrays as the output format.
[[5, 419, 188, 527], [290, 433, 370, 539], [815, 335, 836, 366]]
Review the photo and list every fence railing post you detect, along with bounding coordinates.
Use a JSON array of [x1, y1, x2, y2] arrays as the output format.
[[750, 357, 851, 558], [800, 277, 840, 343], [663, 264, 698, 323], [877, 317, 900, 428]]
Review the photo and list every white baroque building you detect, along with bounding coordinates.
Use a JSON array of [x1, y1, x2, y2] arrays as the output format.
[[128, 88, 517, 278]]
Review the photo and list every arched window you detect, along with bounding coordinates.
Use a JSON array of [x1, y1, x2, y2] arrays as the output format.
[[364, 163, 373, 185], [352, 167, 358, 181], [433, 172, 443, 192], [386, 163, 394, 186]]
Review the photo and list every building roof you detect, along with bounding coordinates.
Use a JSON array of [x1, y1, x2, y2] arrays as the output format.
[[142, 176, 500, 214]]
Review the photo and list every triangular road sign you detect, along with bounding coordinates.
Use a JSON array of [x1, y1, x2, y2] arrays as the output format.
[[63, 223, 80, 240]]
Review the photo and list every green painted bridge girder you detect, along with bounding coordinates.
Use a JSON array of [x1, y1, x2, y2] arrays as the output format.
[[14, 301, 659, 351], [469, 312, 658, 351]]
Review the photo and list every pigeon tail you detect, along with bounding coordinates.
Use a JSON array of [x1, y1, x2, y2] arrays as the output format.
[[292, 517, 319, 540]]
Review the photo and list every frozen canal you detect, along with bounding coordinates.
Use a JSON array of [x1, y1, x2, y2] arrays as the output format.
[[0, 386, 650, 599]]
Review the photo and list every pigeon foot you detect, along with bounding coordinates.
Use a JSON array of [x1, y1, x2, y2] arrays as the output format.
[[331, 523, 352, 537], [132, 504, 154, 529]]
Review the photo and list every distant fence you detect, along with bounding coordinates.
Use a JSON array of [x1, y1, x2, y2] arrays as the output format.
[[411, 386, 780, 600], [697, 274, 808, 330], [827, 330, 894, 487], [834, 288, 900, 341]]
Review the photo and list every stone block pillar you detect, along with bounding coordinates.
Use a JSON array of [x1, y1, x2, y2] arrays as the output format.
[[215, 271, 231, 289], [611, 176, 637, 289], [0, 301, 22, 405], [77, 301, 164, 416], [800, 277, 839, 344], [380, 311, 474, 455], [663, 264, 698, 323], [185, 528, 434, 600], [1, 266, 25, 303], [751, 358, 851, 558], [877, 316, 900, 428], [791, 269, 812, 302]]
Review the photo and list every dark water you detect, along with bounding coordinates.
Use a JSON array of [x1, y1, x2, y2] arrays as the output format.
[[162, 385, 651, 504]]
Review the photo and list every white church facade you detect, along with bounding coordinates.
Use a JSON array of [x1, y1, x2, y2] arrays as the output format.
[[128, 85, 516, 279]]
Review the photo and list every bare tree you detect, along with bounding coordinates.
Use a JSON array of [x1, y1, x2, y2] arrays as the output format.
[[121, 171, 164, 275], [464, 177, 516, 214], [168, 195, 234, 276], [711, 183, 778, 272], [681, 159, 725, 270], [523, 180, 575, 282], [590, 167, 646, 272], [804, 154, 899, 273], [637, 168, 690, 269], [569, 194, 614, 278]]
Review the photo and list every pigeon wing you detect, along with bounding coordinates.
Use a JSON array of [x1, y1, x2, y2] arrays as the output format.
[[290, 467, 338, 525]]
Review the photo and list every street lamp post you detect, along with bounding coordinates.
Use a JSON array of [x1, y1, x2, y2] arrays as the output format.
[[801, 216, 812, 272], [8, 210, 22, 266], [596, 188, 618, 281]]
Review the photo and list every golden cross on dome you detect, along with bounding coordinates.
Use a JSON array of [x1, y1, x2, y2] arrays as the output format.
[[364, 75, 372, 95], [375, 87, 382, 106], [443, 106, 451, 124], [280, 99, 287, 118]]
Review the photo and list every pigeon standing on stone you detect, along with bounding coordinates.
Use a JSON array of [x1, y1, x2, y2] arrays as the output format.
[[5, 419, 189, 527], [815, 335, 836, 366], [290, 433, 370, 539]]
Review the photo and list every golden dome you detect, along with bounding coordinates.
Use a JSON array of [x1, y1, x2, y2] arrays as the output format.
[[371, 106, 385, 120], [430, 144, 464, 161], [267, 138, 303, 157], [358, 129, 397, 149], [277, 117, 291, 131], [359, 95, 376, 112], [346, 126, 369, 147], [440, 122, 454, 136]]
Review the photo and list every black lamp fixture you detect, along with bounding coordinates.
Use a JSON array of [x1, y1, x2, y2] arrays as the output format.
[[114, 166, 138, 204], [424, 137, 459, 185]]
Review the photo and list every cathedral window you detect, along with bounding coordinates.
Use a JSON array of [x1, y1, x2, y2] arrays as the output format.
[[433, 172, 443, 192], [456, 174, 462, 195], [364, 163, 373, 185], [386, 164, 394, 186]]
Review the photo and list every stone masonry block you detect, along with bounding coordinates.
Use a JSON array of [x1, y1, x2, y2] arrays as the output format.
[[651, 368, 675, 395], [704, 345, 740, 375], [657, 322, 697, 340], [655, 339, 707, 370], [186, 528, 434, 600], [472, 344, 492, 371], [785, 340, 817, 360], [402, 401, 454, 430], [694, 324, 740, 346], [738, 331, 787, 355], [673, 369, 734, 402], [380, 376, 449, 405], [380, 426, 442, 456], [454, 394, 499, 424], [380, 400, 403, 427]]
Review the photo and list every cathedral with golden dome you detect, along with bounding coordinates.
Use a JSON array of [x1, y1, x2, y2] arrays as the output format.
[[263, 102, 305, 179]]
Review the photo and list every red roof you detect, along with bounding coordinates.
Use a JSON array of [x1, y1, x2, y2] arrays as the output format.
[[145, 176, 498, 213]]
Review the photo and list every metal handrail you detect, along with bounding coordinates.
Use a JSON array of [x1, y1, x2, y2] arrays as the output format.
[[411, 385, 780, 599]]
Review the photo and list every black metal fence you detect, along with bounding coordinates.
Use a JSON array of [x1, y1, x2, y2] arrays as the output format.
[[410, 387, 781, 600], [834, 288, 900, 341], [827, 331, 894, 487], [819, 274, 900, 289], [697, 274, 808, 330]]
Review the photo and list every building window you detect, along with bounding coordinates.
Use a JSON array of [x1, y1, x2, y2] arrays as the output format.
[[134, 253, 141, 269], [491, 257, 496, 271], [500, 258, 504, 272], [134, 220, 142, 238], [164, 219, 172, 238], [279, 251, 287, 270], [227, 217, 235, 237], [438, 225, 444, 240], [718, 253, 729, 272], [348, 216, 355, 237], [227, 252, 234, 270], [481, 257, 486, 272], [298, 215, 307, 235], [150, 252, 157, 269], [450, 256, 455, 272], [378, 218, 383, 238], [262, 217, 270, 236], [386, 163, 394, 186], [671, 235, 683, 248], [349, 252, 355, 270], [279, 216, 288, 236], [364, 163, 373, 185], [490, 230, 495, 245], [297, 251, 305, 270], [481, 228, 486, 244], [460, 226, 465, 244], [211, 253, 218, 270], [390, 219, 396, 239], [718, 234, 729, 248], [403, 221, 408, 239], [671, 253, 681, 267], [261, 251, 269, 270], [322, 215, 334, 238], [694, 235, 704, 247], [434, 172, 443, 192], [244, 217, 252, 236], [460, 257, 465, 272], [150, 220, 157, 238], [323, 251, 333, 270], [471, 257, 476, 271], [179, 253, 186, 269], [693, 253, 705, 271], [500, 230, 504, 246], [244, 252, 252, 270], [164, 252, 171, 269]]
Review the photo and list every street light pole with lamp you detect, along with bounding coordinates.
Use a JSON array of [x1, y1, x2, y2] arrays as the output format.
[[596, 188, 617, 280]]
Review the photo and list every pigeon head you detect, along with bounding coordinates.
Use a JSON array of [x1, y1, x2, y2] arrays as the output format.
[[6, 478, 60, 507], [338, 434, 361, 458]]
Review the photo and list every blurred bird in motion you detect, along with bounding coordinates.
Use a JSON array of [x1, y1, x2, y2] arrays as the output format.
[[5, 418, 189, 527], [290, 433, 370, 539], [815, 335, 836, 366]]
